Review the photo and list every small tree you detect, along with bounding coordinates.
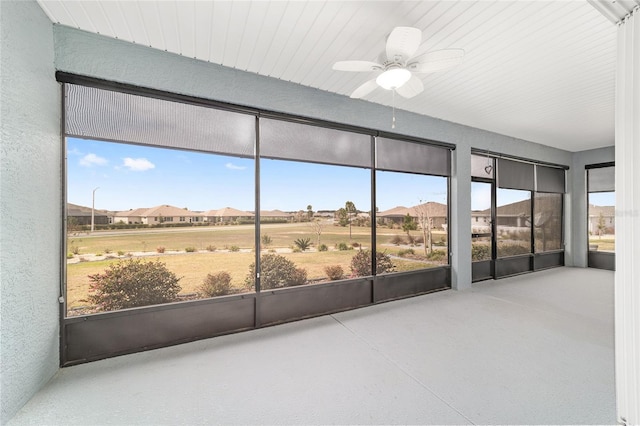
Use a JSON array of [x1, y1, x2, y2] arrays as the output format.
[[307, 204, 314, 220], [414, 202, 434, 256], [401, 214, 417, 241], [87, 258, 181, 311], [308, 219, 324, 248], [336, 208, 349, 227], [597, 212, 606, 239], [345, 201, 357, 239]]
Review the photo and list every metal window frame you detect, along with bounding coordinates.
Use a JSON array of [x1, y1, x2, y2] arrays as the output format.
[[59, 74, 453, 366]]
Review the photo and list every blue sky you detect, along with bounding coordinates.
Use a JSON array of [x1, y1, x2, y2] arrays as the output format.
[[67, 138, 448, 212]]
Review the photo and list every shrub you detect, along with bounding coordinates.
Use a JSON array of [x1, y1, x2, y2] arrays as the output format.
[[413, 236, 424, 245], [427, 250, 447, 261], [292, 246, 302, 253], [471, 244, 491, 261], [261, 234, 272, 246], [70, 245, 80, 255], [398, 248, 414, 257], [246, 253, 307, 289], [318, 243, 328, 252], [87, 258, 182, 311], [96, 252, 103, 257], [498, 243, 530, 257], [229, 245, 240, 252], [78, 257, 88, 263], [185, 246, 196, 253], [336, 242, 350, 251], [66, 253, 74, 259], [156, 246, 166, 253], [351, 242, 360, 248], [199, 271, 234, 298], [206, 245, 217, 252], [104, 248, 112, 254], [294, 237, 311, 251], [324, 265, 344, 281], [117, 250, 125, 256], [390, 235, 405, 246], [350, 249, 395, 277]]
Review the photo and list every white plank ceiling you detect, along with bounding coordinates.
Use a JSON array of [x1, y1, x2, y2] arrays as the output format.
[[37, 0, 621, 152]]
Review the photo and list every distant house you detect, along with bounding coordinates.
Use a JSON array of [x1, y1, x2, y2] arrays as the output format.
[[259, 210, 292, 222], [113, 205, 201, 225], [67, 203, 110, 226], [378, 202, 448, 229], [202, 207, 254, 224]]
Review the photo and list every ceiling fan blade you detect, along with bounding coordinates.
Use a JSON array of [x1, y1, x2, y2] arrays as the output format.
[[395, 75, 424, 99], [350, 79, 379, 99], [386, 27, 422, 63], [333, 60, 382, 72], [408, 49, 465, 73]]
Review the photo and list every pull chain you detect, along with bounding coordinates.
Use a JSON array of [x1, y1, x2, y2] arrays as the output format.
[[392, 89, 396, 129]]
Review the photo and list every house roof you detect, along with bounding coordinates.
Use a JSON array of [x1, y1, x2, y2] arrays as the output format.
[[204, 207, 254, 217], [67, 203, 110, 217], [378, 202, 447, 218]]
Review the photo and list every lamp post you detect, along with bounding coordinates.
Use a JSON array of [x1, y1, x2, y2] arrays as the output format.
[[91, 187, 100, 233]]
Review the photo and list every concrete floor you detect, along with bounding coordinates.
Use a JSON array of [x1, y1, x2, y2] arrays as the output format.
[[9, 267, 616, 425]]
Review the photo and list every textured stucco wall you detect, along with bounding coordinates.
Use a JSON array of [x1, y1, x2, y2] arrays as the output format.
[[53, 26, 573, 289], [0, 1, 61, 423], [570, 146, 615, 267]]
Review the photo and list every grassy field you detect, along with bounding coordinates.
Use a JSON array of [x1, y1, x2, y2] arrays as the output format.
[[66, 223, 448, 314], [588, 237, 615, 252]]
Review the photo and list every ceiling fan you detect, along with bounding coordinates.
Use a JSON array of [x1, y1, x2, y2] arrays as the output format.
[[333, 27, 464, 99]]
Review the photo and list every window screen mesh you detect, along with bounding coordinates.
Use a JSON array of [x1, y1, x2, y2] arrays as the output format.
[[536, 165, 565, 193], [497, 158, 534, 190], [259, 118, 371, 167], [64, 84, 255, 157], [588, 166, 615, 192], [376, 138, 451, 176]]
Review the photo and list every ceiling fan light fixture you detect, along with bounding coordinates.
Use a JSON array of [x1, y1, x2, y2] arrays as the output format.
[[376, 68, 411, 90]]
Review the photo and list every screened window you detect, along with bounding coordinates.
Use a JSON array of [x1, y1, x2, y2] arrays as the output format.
[[496, 189, 531, 257], [534, 192, 563, 252], [66, 138, 255, 316], [587, 166, 615, 253]]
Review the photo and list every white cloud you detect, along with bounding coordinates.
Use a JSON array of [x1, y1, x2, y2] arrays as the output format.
[[79, 153, 108, 167], [122, 157, 155, 172], [225, 162, 246, 170], [68, 147, 83, 156]]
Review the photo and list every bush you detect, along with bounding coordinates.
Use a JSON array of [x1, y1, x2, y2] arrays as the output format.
[[229, 245, 240, 252], [294, 237, 311, 251], [261, 234, 272, 246], [318, 243, 328, 252], [206, 245, 217, 252], [185, 246, 196, 253], [427, 250, 447, 261], [336, 242, 350, 251], [104, 248, 112, 254], [292, 246, 302, 253], [498, 243, 530, 257], [351, 242, 360, 248], [246, 253, 308, 289], [199, 271, 234, 298], [398, 248, 414, 257], [87, 258, 181, 311], [70, 245, 80, 255], [67, 253, 74, 259], [117, 250, 125, 256], [350, 249, 395, 277], [471, 244, 491, 261], [324, 265, 344, 281], [390, 235, 405, 246], [156, 246, 165, 253]]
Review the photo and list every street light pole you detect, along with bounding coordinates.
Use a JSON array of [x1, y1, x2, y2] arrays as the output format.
[[91, 187, 100, 233]]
